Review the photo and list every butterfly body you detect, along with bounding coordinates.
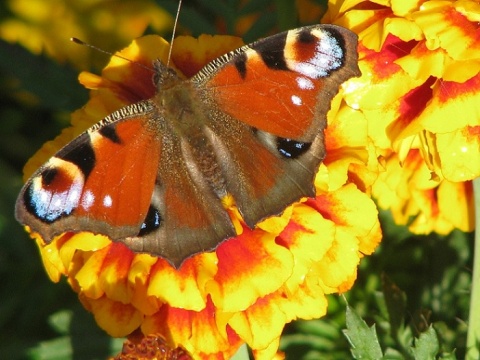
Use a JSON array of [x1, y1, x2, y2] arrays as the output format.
[[16, 25, 360, 267]]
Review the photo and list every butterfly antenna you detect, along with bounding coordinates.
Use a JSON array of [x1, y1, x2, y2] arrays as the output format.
[[166, 0, 183, 68], [70, 37, 154, 72]]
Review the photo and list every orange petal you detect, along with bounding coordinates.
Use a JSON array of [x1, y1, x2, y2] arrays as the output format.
[[419, 74, 480, 133], [209, 227, 293, 312], [171, 35, 244, 78], [142, 300, 242, 359], [148, 256, 216, 311], [413, 1, 480, 61], [308, 184, 381, 256], [87, 296, 143, 337]]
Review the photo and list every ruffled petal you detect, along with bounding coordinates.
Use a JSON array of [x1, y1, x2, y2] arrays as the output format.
[[324, 0, 478, 236], [209, 227, 293, 312]]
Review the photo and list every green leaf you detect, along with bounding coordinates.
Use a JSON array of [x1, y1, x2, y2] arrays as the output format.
[[48, 310, 73, 335], [343, 304, 384, 359], [411, 326, 440, 360], [383, 347, 405, 360], [24, 305, 123, 359], [281, 317, 350, 358], [281, 333, 337, 353], [27, 336, 73, 360]]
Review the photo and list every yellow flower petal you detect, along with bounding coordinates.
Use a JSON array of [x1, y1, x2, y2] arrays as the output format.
[[324, 0, 478, 238], [413, 0, 480, 61], [419, 74, 480, 134], [171, 35, 244, 77], [87, 296, 143, 337], [209, 228, 294, 313], [437, 180, 474, 233], [229, 295, 288, 350], [436, 126, 480, 182], [324, 103, 370, 190], [148, 258, 212, 311], [142, 300, 242, 359]]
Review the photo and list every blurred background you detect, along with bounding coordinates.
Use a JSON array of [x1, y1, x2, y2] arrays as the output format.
[[0, 0, 473, 358]]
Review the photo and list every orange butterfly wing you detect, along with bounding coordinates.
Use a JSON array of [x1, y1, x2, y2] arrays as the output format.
[[199, 25, 360, 142], [16, 104, 160, 242], [16, 25, 360, 268]]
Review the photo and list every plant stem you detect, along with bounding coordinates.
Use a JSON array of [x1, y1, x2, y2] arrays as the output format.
[[466, 177, 480, 359]]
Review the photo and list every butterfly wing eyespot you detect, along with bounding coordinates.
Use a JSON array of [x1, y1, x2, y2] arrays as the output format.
[[138, 205, 163, 236], [16, 25, 360, 268], [276, 138, 312, 159], [20, 158, 86, 225]]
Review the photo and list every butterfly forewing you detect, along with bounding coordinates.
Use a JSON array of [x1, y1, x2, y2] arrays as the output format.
[[16, 104, 161, 243], [196, 25, 360, 142]]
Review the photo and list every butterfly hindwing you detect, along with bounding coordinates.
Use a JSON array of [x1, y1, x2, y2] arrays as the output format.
[[192, 113, 324, 229]]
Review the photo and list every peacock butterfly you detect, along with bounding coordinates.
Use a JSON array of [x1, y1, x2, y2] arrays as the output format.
[[15, 25, 360, 268]]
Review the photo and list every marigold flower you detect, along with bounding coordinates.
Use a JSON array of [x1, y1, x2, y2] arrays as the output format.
[[22, 32, 381, 359], [323, 0, 479, 234], [372, 149, 474, 234]]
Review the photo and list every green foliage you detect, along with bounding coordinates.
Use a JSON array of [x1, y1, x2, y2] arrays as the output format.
[[343, 304, 383, 359], [411, 327, 440, 360]]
